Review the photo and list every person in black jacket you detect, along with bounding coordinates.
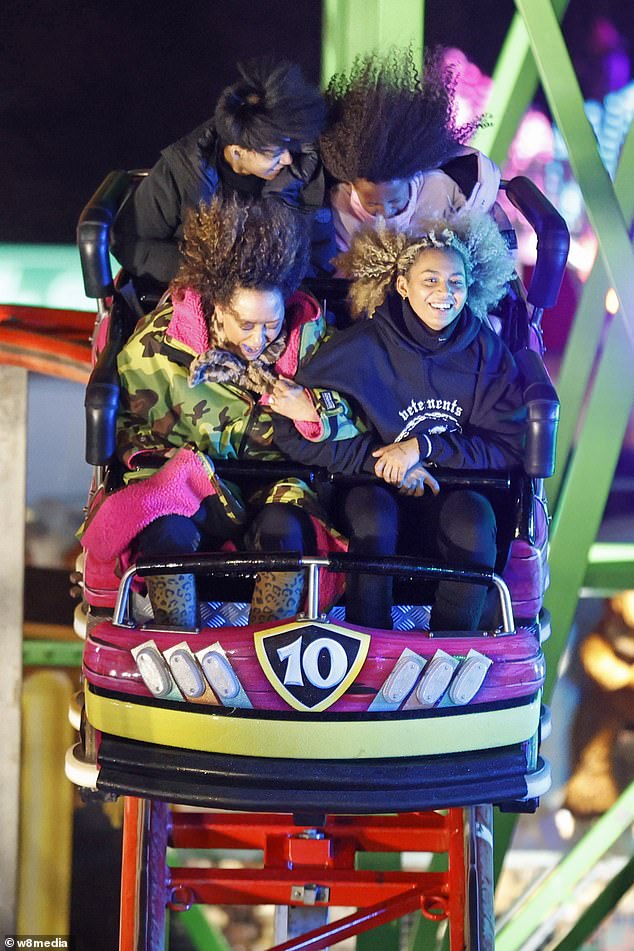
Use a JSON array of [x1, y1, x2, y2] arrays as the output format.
[[270, 212, 523, 631], [111, 58, 331, 285]]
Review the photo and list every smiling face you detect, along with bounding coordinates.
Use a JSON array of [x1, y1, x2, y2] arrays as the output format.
[[225, 144, 294, 180], [353, 178, 411, 219], [216, 287, 285, 360], [395, 246, 468, 331]]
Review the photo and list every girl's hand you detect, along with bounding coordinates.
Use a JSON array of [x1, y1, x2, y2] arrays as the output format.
[[398, 464, 440, 497], [267, 377, 320, 423], [373, 438, 420, 484]]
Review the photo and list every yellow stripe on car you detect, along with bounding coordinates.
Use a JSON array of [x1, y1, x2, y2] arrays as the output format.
[[86, 688, 541, 760]]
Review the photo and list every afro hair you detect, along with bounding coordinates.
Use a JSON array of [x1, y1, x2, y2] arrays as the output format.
[[337, 211, 516, 320], [320, 47, 484, 184]]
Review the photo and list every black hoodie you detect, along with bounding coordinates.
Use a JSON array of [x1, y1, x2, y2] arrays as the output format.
[[273, 293, 526, 474]]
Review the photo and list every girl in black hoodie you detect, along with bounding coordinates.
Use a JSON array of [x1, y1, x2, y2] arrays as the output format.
[[271, 213, 523, 631]]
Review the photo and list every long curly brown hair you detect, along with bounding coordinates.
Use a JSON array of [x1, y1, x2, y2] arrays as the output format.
[[171, 196, 310, 315], [320, 47, 484, 183]]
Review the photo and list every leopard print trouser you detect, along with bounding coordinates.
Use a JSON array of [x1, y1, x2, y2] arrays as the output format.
[[146, 573, 198, 627], [249, 571, 305, 624]]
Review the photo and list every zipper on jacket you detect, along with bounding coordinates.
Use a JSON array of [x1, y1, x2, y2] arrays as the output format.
[[237, 399, 263, 459]]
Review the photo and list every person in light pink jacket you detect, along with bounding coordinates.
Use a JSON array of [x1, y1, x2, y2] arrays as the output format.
[[320, 49, 510, 263]]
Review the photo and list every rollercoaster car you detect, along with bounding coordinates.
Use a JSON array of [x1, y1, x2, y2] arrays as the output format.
[[65, 170, 568, 950]]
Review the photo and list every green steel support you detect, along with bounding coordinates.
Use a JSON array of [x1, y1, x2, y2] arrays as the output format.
[[490, 0, 634, 889], [321, 0, 424, 83], [547, 118, 634, 510], [583, 543, 634, 593], [515, 0, 634, 341], [550, 854, 634, 951], [495, 781, 634, 951], [357, 852, 402, 951], [22, 639, 83, 668], [545, 319, 634, 698], [514, 0, 634, 690], [546, 258, 615, 507], [179, 906, 232, 951], [471, 0, 569, 167]]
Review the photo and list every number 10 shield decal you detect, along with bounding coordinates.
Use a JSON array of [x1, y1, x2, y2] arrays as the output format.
[[254, 621, 371, 712]]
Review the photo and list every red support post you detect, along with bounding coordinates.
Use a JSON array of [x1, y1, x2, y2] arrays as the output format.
[[121, 804, 471, 950]]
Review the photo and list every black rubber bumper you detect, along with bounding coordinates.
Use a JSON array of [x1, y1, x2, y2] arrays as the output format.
[[95, 733, 541, 813]]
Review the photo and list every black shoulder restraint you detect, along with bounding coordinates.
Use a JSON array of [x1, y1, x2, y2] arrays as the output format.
[[439, 153, 479, 199]]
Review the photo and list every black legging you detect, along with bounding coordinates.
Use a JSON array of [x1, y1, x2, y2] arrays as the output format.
[[338, 484, 498, 631], [136, 496, 316, 560]]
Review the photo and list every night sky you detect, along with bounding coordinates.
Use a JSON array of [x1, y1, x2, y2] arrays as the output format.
[[3, 0, 633, 245]]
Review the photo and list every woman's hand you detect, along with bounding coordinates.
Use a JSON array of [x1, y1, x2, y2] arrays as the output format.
[[267, 377, 320, 423], [373, 438, 420, 484], [398, 464, 440, 497]]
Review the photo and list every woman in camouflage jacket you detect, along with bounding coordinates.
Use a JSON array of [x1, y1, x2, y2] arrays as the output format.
[[81, 197, 352, 626]]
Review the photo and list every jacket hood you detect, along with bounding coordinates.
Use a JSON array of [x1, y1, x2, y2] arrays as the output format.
[[372, 293, 482, 356], [165, 287, 321, 366], [161, 122, 221, 188]]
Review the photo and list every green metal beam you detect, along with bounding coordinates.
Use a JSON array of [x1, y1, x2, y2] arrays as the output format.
[[492, 0, 634, 889], [471, 0, 569, 167], [550, 854, 634, 951], [495, 781, 634, 951], [357, 852, 402, 951], [546, 258, 613, 508], [583, 543, 634, 593], [515, 0, 634, 343], [545, 319, 634, 699], [513, 0, 634, 702], [547, 117, 634, 510], [178, 906, 232, 951], [321, 0, 424, 83], [22, 640, 83, 667]]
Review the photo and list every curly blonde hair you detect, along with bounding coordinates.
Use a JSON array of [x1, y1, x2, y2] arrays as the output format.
[[336, 212, 516, 320], [171, 196, 310, 314]]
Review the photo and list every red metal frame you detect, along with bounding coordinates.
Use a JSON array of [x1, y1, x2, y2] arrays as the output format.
[[119, 798, 170, 951], [120, 800, 469, 950], [120, 797, 142, 948]]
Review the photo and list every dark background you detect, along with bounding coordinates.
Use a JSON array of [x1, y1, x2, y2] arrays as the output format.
[[2, 0, 633, 244]]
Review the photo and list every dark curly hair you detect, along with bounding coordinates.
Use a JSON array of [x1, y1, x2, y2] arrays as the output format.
[[171, 197, 310, 313], [214, 57, 326, 151], [320, 47, 484, 183]]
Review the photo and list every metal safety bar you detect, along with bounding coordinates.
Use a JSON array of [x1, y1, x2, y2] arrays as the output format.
[[113, 550, 515, 632]]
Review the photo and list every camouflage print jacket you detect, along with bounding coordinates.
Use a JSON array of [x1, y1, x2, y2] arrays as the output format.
[[116, 288, 357, 463], [113, 288, 358, 527]]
